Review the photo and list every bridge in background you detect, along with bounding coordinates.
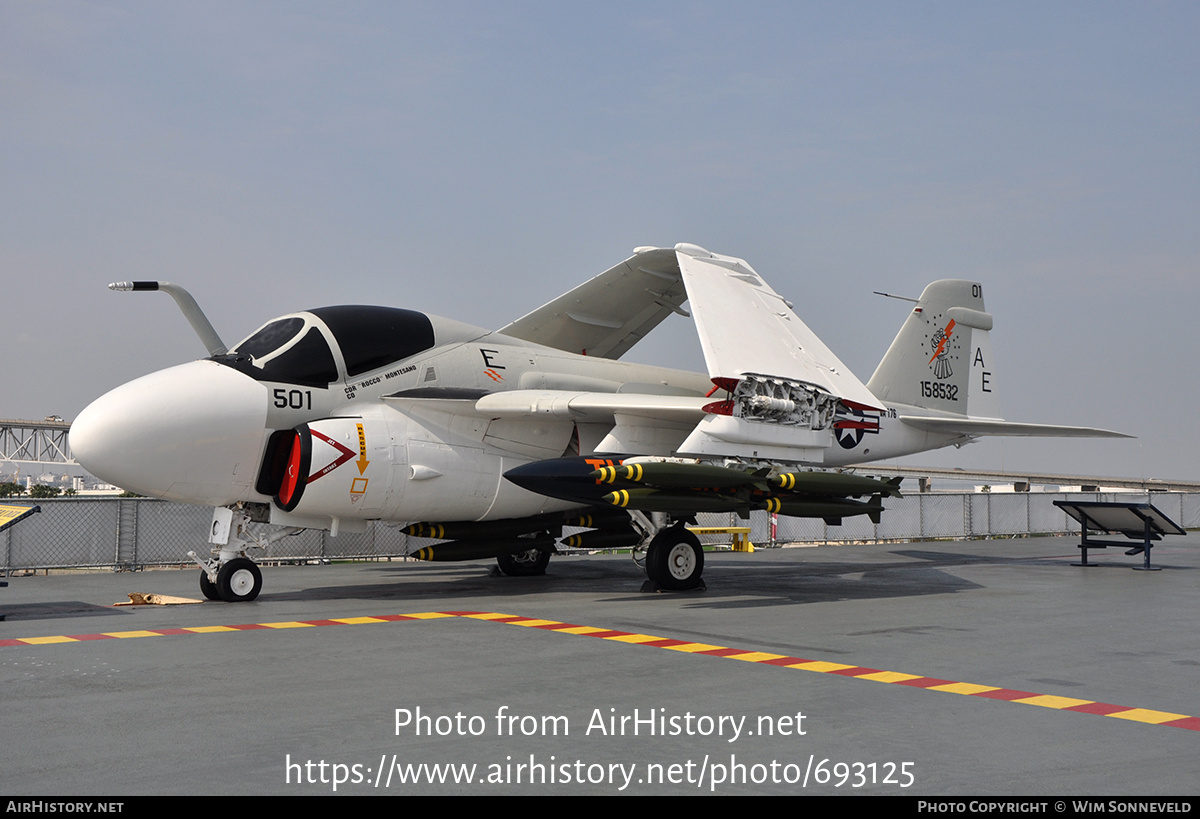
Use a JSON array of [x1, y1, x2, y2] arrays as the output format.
[[0, 418, 75, 467]]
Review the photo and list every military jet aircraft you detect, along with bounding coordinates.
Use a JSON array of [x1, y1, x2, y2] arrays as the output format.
[[70, 244, 1127, 600]]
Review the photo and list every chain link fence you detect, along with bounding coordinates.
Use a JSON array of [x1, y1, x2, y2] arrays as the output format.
[[3, 493, 1197, 572]]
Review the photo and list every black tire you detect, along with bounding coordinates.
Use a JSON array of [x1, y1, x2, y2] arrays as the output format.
[[217, 557, 262, 602], [199, 570, 221, 601], [496, 548, 551, 577], [644, 539, 663, 582], [646, 529, 704, 591]]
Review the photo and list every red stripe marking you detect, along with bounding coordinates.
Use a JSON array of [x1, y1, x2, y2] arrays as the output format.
[[760, 656, 812, 666], [1162, 717, 1200, 731], [829, 666, 881, 677]]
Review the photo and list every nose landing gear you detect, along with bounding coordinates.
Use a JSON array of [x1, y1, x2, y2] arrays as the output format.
[[190, 505, 299, 602]]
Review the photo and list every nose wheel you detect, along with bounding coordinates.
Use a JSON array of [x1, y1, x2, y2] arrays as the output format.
[[199, 570, 221, 601], [191, 553, 263, 602], [217, 558, 263, 602]]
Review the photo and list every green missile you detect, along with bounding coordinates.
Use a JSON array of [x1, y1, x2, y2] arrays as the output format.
[[770, 472, 903, 498], [590, 461, 766, 489], [410, 537, 553, 562]]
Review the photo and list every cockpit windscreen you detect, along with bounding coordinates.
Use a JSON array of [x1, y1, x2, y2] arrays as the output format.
[[224, 317, 339, 387]]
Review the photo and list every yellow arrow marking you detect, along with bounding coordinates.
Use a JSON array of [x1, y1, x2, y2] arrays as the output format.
[[356, 423, 369, 475]]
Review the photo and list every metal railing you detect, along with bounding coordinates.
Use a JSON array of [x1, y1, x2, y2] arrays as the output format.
[[3, 493, 1197, 572]]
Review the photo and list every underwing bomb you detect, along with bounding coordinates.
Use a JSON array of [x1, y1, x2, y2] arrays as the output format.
[[410, 537, 554, 562], [758, 495, 885, 524], [770, 472, 903, 498], [602, 488, 749, 514], [560, 528, 642, 550]]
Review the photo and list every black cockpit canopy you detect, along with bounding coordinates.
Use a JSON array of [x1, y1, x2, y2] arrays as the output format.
[[215, 306, 436, 387], [308, 306, 435, 377]]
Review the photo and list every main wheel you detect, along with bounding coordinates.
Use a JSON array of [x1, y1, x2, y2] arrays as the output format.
[[646, 529, 704, 591], [496, 548, 551, 577], [199, 570, 221, 601], [217, 557, 263, 602]]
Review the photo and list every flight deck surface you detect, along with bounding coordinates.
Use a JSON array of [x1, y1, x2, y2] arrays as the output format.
[[1, 534, 1197, 796]]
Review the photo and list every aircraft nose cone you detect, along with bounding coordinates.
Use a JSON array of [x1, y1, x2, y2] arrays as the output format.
[[72, 360, 270, 505]]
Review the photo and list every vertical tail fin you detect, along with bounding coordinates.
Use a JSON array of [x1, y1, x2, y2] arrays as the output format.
[[865, 280, 1000, 419]]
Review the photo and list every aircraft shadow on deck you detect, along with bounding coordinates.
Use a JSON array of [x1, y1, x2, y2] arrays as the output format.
[[0, 601, 133, 623], [256, 549, 987, 609]]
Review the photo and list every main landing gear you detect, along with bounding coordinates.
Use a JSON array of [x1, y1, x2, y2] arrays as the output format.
[[640, 522, 706, 592], [496, 547, 552, 577]]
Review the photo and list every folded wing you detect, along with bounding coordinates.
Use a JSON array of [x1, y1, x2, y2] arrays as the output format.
[[674, 243, 882, 412], [497, 247, 687, 359]]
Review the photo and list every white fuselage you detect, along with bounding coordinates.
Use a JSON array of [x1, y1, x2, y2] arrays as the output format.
[[71, 317, 959, 527]]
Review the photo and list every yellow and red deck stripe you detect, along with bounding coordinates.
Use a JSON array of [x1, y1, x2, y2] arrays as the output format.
[[3, 610, 1196, 732]]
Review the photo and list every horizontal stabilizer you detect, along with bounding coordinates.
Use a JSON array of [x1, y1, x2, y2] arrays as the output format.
[[898, 416, 1133, 439]]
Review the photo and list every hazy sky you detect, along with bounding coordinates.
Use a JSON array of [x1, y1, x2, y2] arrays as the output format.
[[3, 1, 1197, 481]]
